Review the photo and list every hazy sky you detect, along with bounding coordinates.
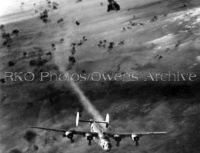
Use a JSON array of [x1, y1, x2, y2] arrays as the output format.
[[0, 0, 44, 17], [0, 0, 18, 16]]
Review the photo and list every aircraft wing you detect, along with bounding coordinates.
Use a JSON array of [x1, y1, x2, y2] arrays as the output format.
[[104, 131, 167, 146], [105, 131, 167, 138], [134, 131, 168, 136], [72, 130, 99, 137], [30, 126, 66, 132], [30, 126, 98, 137]]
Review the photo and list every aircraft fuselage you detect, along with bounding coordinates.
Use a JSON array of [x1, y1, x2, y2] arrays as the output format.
[[90, 122, 112, 152]]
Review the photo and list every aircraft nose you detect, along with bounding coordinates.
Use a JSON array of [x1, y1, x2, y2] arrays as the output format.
[[105, 143, 112, 152]]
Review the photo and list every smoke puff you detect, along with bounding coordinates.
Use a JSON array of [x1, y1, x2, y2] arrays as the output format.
[[8, 149, 22, 153], [23, 131, 37, 143]]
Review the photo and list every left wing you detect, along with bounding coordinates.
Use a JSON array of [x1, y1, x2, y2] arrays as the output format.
[[104, 131, 167, 146], [30, 126, 98, 144], [30, 126, 66, 132]]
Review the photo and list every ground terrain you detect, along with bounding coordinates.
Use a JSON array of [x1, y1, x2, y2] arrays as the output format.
[[0, 0, 200, 153]]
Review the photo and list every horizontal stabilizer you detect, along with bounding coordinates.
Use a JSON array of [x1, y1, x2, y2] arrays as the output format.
[[76, 112, 110, 128]]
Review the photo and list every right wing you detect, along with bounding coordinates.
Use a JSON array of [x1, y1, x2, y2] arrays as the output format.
[[104, 131, 167, 138], [104, 131, 167, 146]]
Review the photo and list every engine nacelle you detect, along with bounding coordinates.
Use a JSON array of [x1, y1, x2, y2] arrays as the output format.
[[63, 131, 74, 142], [64, 131, 73, 138], [85, 133, 93, 139], [85, 133, 93, 145], [113, 134, 122, 146], [114, 134, 121, 140], [131, 134, 140, 146]]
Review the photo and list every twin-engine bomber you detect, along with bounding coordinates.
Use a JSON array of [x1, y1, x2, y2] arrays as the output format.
[[30, 112, 167, 152]]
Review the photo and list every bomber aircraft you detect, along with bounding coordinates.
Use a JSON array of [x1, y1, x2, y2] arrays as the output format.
[[30, 112, 167, 152]]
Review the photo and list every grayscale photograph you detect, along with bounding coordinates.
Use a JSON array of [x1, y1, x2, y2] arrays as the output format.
[[0, 0, 200, 153]]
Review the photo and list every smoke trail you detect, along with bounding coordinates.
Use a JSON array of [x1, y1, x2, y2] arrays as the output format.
[[53, 17, 103, 121], [69, 81, 103, 121]]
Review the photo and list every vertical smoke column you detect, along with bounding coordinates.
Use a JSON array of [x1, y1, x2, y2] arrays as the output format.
[[53, 17, 103, 121], [69, 81, 103, 121]]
